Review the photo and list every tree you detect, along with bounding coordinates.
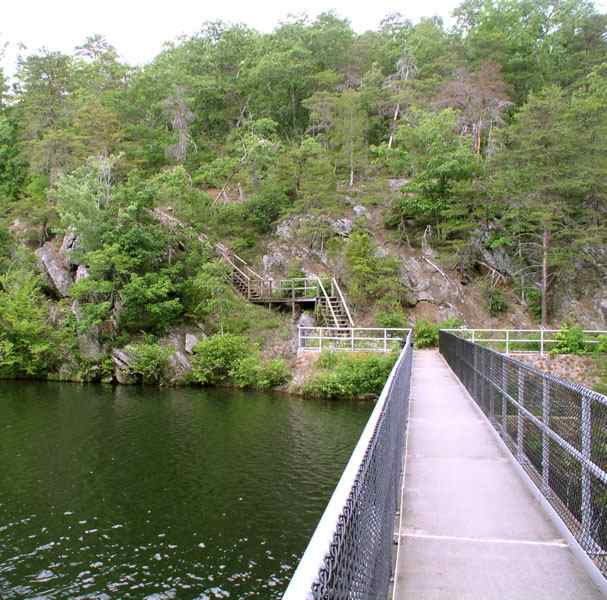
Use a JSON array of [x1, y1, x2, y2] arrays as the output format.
[[436, 61, 511, 155], [491, 86, 577, 325]]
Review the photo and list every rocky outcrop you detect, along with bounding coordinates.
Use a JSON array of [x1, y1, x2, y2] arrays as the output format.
[[112, 348, 137, 385], [36, 242, 73, 297], [111, 325, 204, 386], [60, 231, 81, 266]]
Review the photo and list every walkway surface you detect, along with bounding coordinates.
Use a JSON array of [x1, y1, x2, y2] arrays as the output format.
[[392, 350, 605, 600]]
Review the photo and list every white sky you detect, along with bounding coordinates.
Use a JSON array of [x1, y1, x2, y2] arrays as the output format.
[[2, 0, 607, 74]]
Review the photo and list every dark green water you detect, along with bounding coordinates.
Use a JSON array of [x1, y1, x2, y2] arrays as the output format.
[[0, 382, 370, 599]]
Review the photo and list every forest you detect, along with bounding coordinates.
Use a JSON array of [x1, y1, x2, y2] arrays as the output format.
[[1, 0, 607, 388]]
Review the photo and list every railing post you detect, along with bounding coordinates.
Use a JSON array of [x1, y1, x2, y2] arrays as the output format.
[[473, 344, 478, 400], [489, 351, 495, 424], [506, 330, 510, 355], [517, 367, 524, 460], [384, 329, 387, 353], [471, 329, 476, 344], [542, 377, 550, 493], [351, 328, 355, 351], [581, 392, 593, 533], [501, 358, 507, 437], [540, 329, 545, 356]]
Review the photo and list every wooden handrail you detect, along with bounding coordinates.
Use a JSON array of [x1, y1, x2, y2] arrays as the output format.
[[316, 277, 339, 328], [332, 277, 354, 327]]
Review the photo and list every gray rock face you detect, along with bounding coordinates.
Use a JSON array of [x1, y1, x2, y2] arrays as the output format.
[[36, 242, 73, 297], [157, 325, 206, 385], [112, 348, 137, 385], [70, 301, 105, 360], [60, 231, 81, 266], [185, 333, 199, 354], [75, 264, 90, 282], [329, 218, 353, 237], [388, 178, 409, 192]]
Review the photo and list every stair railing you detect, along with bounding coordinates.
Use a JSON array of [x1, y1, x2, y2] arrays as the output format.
[[332, 277, 354, 327], [316, 276, 340, 328]]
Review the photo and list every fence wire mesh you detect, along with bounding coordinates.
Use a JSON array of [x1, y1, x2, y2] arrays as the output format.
[[283, 332, 413, 600], [440, 330, 607, 574]]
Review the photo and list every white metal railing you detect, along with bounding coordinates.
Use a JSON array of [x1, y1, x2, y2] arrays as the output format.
[[442, 328, 607, 356], [283, 331, 413, 599], [298, 327, 410, 353]]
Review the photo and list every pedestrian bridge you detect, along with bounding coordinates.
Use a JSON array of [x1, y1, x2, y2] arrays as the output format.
[[283, 330, 607, 599]]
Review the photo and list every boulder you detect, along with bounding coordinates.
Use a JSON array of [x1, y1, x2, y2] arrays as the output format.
[[112, 348, 137, 385], [60, 231, 81, 266], [71, 301, 105, 360], [353, 204, 367, 217], [328, 218, 353, 237], [75, 264, 90, 282], [185, 333, 199, 354], [36, 242, 73, 297]]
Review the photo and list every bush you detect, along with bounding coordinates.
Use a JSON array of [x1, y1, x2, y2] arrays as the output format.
[[302, 352, 397, 400], [414, 318, 463, 348], [376, 309, 407, 328], [484, 287, 508, 317], [192, 334, 291, 389], [595, 335, 607, 354], [191, 334, 250, 385], [552, 325, 586, 355], [125, 341, 175, 384]]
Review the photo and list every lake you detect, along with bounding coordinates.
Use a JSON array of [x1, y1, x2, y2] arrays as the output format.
[[0, 382, 370, 599]]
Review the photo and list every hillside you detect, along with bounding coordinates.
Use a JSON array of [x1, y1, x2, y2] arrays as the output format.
[[1, 2, 607, 386]]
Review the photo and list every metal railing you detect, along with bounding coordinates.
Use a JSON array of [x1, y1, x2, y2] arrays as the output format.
[[283, 331, 413, 600], [440, 330, 607, 574], [443, 328, 607, 356], [298, 327, 410, 353]]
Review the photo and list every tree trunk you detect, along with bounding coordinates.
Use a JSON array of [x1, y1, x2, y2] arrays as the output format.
[[541, 227, 550, 327], [388, 104, 400, 149]]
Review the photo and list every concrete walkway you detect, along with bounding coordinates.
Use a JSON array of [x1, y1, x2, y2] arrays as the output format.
[[392, 350, 605, 600]]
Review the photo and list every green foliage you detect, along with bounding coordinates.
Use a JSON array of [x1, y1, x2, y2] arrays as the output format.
[[120, 271, 183, 334], [302, 352, 397, 400], [0, 269, 62, 377], [231, 356, 290, 390], [595, 336, 607, 355], [344, 231, 403, 308], [191, 333, 290, 389], [484, 287, 508, 317], [376, 309, 408, 328], [414, 318, 463, 348], [191, 334, 250, 385], [124, 340, 175, 385], [552, 325, 587, 356]]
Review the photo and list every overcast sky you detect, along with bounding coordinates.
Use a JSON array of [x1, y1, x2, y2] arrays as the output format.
[[2, 0, 607, 74]]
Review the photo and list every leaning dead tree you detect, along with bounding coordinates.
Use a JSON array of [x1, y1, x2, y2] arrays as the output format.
[[164, 86, 195, 163]]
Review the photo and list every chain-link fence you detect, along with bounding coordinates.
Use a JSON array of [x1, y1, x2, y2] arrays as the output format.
[[283, 331, 413, 600], [440, 330, 607, 574]]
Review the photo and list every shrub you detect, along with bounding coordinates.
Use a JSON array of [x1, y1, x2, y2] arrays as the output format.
[[192, 334, 291, 389], [191, 334, 250, 385], [484, 287, 508, 317], [552, 325, 586, 355], [595, 335, 607, 354], [414, 320, 439, 348], [125, 341, 175, 385], [376, 309, 407, 328], [414, 318, 463, 348], [302, 352, 397, 400]]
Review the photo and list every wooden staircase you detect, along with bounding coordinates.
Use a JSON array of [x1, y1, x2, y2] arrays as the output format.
[[152, 208, 355, 327]]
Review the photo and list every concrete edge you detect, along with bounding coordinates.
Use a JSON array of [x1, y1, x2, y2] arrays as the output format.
[[437, 351, 607, 598], [390, 353, 415, 600]]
